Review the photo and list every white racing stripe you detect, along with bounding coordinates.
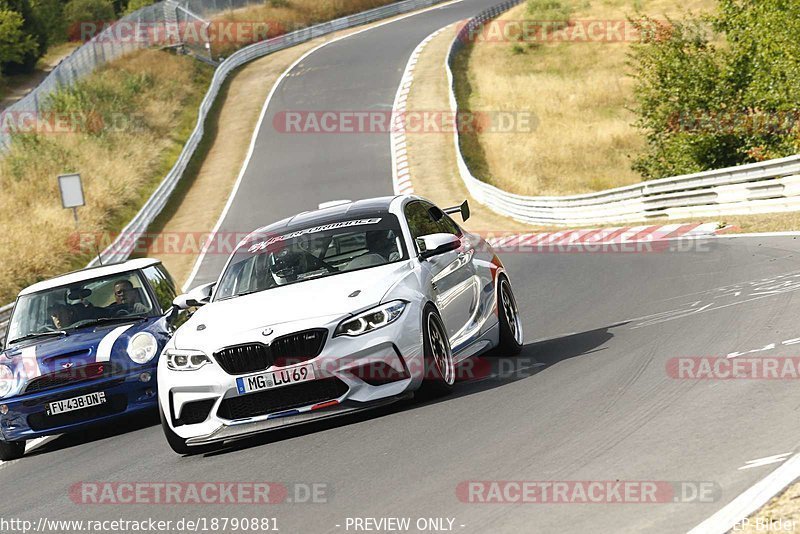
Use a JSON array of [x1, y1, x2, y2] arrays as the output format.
[[95, 325, 133, 362]]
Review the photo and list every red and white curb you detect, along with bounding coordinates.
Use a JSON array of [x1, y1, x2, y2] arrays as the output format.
[[486, 222, 724, 248], [390, 27, 450, 196]]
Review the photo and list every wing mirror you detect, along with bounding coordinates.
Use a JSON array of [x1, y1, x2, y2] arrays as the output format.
[[172, 282, 215, 311], [416, 233, 461, 260]]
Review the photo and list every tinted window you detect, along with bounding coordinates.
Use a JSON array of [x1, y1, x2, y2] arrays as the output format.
[[404, 201, 442, 240], [143, 265, 177, 312], [404, 202, 463, 249]]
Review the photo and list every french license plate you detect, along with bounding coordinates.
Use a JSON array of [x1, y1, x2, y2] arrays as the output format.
[[47, 391, 106, 415], [236, 364, 316, 395]]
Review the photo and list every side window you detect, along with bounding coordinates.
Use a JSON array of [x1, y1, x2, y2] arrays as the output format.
[[438, 213, 463, 237], [143, 265, 177, 312], [404, 201, 442, 240]]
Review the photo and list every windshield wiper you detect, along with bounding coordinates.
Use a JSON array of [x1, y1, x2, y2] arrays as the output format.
[[68, 316, 149, 330], [8, 330, 68, 345], [218, 289, 264, 301]]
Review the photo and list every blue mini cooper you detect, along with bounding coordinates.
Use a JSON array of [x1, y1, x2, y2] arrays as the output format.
[[0, 258, 181, 460]]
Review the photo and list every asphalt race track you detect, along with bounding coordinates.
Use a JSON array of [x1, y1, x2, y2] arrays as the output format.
[[3, 1, 800, 533]]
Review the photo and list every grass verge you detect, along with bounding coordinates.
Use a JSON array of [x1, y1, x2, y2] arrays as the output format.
[[454, 0, 717, 196], [0, 49, 212, 303]]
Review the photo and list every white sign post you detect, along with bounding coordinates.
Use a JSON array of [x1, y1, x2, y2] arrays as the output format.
[[58, 173, 85, 227], [58, 173, 101, 264]]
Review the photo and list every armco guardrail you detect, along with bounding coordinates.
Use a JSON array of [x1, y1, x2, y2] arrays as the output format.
[[0, 0, 453, 341], [446, 1, 800, 226]]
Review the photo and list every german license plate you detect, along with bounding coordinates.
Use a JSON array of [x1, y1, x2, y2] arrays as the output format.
[[47, 391, 106, 415], [236, 364, 316, 395]]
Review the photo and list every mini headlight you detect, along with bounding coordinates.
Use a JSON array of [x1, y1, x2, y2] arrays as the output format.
[[0, 364, 13, 398], [127, 332, 158, 364], [166, 349, 211, 371], [334, 301, 407, 337]]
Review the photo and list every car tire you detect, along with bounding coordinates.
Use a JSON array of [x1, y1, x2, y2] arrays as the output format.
[[0, 439, 26, 461], [159, 404, 216, 456], [492, 276, 523, 357], [419, 305, 455, 398]]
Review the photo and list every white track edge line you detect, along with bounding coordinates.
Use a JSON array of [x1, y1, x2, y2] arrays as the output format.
[[689, 452, 800, 534]]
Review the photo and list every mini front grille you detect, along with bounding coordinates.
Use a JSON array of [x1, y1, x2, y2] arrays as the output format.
[[214, 329, 328, 375], [24, 362, 120, 394], [217, 378, 348, 420]]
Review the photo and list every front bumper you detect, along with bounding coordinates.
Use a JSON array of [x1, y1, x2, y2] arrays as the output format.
[[0, 363, 159, 442], [159, 306, 426, 446]]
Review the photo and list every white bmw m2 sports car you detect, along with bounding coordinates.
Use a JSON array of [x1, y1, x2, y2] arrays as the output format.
[[158, 196, 523, 453]]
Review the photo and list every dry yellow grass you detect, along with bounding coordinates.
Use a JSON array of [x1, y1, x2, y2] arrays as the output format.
[[0, 50, 211, 303], [405, 25, 532, 235], [407, 21, 800, 235], [458, 0, 717, 196]]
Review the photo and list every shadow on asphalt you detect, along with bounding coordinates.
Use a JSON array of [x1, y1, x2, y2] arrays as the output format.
[[25, 409, 160, 458], [200, 324, 621, 458], [20, 324, 621, 459]]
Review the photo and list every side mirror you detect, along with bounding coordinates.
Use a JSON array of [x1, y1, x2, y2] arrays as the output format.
[[172, 282, 215, 310], [416, 233, 461, 260]]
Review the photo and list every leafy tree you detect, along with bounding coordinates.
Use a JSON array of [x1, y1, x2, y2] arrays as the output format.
[[0, 0, 45, 73], [0, 8, 37, 73], [123, 0, 152, 15], [31, 0, 67, 46], [629, 1, 800, 179], [64, 0, 114, 29]]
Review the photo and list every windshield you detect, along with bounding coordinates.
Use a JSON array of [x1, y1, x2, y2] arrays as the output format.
[[6, 270, 156, 344], [215, 215, 407, 301]]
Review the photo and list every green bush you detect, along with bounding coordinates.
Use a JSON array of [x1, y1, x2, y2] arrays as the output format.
[[629, 1, 800, 179], [0, 8, 37, 75], [123, 0, 152, 15], [64, 0, 115, 28], [0, 0, 46, 73]]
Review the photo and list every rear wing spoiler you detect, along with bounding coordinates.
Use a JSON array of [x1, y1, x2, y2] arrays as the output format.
[[443, 200, 470, 222]]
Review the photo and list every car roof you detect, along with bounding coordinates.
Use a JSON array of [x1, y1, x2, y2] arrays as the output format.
[[18, 258, 161, 296], [241, 196, 400, 245]]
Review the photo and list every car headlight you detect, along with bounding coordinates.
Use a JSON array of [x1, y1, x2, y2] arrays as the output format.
[[0, 364, 13, 398], [165, 349, 211, 371], [334, 301, 407, 337], [127, 332, 158, 364]]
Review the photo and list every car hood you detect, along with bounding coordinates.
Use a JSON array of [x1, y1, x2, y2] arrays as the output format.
[[175, 262, 415, 350], [0, 317, 168, 394]]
